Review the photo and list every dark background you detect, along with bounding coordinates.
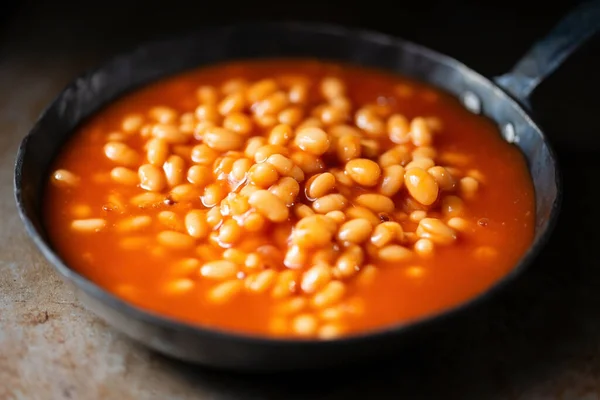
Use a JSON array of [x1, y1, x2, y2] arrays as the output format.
[[2, 0, 600, 398], [2, 0, 598, 152]]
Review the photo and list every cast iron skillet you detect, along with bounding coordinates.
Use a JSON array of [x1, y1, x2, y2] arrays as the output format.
[[14, 2, 600, 371]]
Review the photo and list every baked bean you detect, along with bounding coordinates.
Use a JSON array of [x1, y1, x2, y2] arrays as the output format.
[[116, 216, 152, 232], [325, 210, 345, 225], [278, 107, 304, 127], [337, 219, 372, 244], [200, 260, 238, 280], [335, 134, 362, 162], [312, 194, 348, 214], [413, 146, 437, 160], [409, 210, 427, 223], [193, 120, 216, 141], [388, 114, 410, 144], [146, 138, 169, 166], [51, 169, 79, 187], [163, 155, 186, 187], [221, 78, 248, 95], [130, 192, 164, 207], [191, 144, 218, 165], [247, 79, 278, 103], [229, 158, 252, 183], [268, 123, 293, 146], [272, 269, 300, 299], [404, 168, 439, 206], [410, 117, 433, 146], [151, 124, 188, 144], [345, 206, 380, 226], [104, 142, 140, 167], [354, 194, 395, 213], [356, 264, 377, 287], [202, 183, 226, 207], [459, 177, 480, 199], [378, 245, 412, 262], [264, 154, 293, 176], [196, 85, 219, 104], [254, 144, 288, 164], [247, 163, 279, 188], [312, 281, 345, 308], [185, 210, 209, 239], [246, 270, 277, 293], [269, 177, 300, 205], [296, 117, 323, 131], [107, 131, 127, 142], [158, 211, 185, 231], [290, 151, 325, 175], [441, 195, 465, 217], [71, 218, 107, 233], [428, 166, 455, 191], [321, 77, 345, 100], [361, 139, 381, 158], [414, 238, 434, 256], [294, 127, 330, 156], [121, 114, 144, 133], [378, 165, 404, 197], [249, 190, 289, 222], [157, 230, 196, 250], [370, 222, 403, 247], [138, 164, 166, 192], [335, 245, 364, 278], [208, 280, 244, 304], [378, 146, 411, 168], [255, 91, 289, 116], [170, 183, 200, 202], [320, 105, 348, 126], [254, 113, 278, 129], [406, 158, 435, 171], [289, 83, 309, 104], [345, 158, 381, 187], [203, 208, 221, 230], [447, 217, 470, 232], [275, 297, 307, 316], [306, 172, 336, 199], [301, 264, 332, 294], [218, 91, 246, 116], [292, 314, 318, 336], [149, 106, 177, 124], [318, 324, 345, 339], [294, 204, 314, 219], [163, 279, 194, 295], [355, 107, 385, 136], [223, 112, 253, 135], [292, 216, 334, 248], [416, 218, 457, 245], [187, 165, 211, 187], [203, 127, 244, 151], [439, 152, 470, 167], [195, 104, 220, 123], [218, 219, 243, 244]]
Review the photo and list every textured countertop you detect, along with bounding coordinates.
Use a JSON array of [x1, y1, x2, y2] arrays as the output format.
[[2, 1, 600, 399]]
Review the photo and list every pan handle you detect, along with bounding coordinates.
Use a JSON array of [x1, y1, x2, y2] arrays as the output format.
[[494, 0, 600, 108]]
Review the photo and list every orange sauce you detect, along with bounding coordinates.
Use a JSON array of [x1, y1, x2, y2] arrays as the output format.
[[44, 60, 535, 337]]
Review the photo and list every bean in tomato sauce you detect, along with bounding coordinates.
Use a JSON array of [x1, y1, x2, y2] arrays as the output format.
[[44, 60, 535, 339]]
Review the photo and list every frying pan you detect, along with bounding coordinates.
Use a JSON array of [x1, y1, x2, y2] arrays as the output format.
[[14, 2, 600, 371]]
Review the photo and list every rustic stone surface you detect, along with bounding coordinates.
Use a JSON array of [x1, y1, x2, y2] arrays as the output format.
[[1, 3, 600, 399]]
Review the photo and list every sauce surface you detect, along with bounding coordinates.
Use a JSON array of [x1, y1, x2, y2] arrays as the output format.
[[44, 60, 535, 338]]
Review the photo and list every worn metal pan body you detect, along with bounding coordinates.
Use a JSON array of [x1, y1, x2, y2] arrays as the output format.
[[14, 2, 600, 371]]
